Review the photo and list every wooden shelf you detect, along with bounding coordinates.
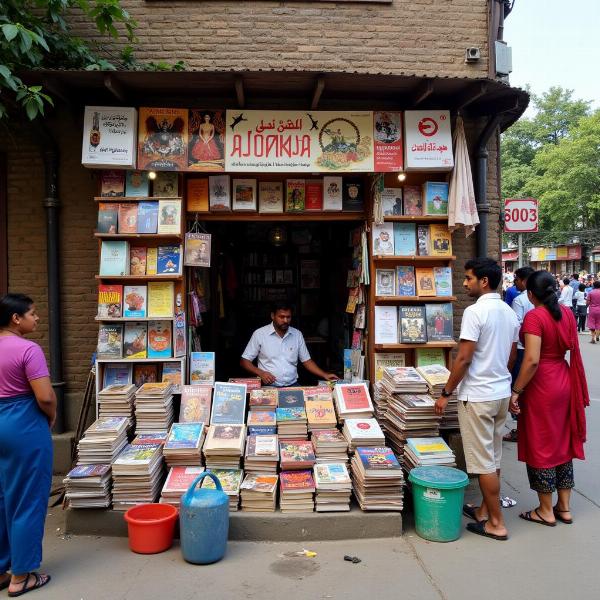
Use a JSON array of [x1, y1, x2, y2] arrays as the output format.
[[192, 212, 366, 222], [95, 317, 176, 322], [374, 341, 457, 350], [94, 197, 181, 202], [375, 296, 457, 304], [95, 233, 182, 240], [383, 216, 449, 222], [95, 275, 183, 281], [96, 357, 184, 363], [373, 255, 455, 262]]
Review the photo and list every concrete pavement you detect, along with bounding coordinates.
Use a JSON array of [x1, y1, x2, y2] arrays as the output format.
[[38, 337, 600, 600]]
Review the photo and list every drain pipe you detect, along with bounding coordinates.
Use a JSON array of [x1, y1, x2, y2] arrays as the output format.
[[37, 124, 65, 433]]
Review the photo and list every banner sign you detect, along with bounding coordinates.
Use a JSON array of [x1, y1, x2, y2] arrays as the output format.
[[404, 110, 453, 171], [557, 246, 568, 259], [567, 245, 582, 260], [504, 198, 538, 233], [224, 111, 375, 172], [373, 111, 404, 172]]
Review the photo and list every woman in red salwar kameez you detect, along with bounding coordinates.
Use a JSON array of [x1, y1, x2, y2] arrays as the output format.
[[510, 270, 589, 527]]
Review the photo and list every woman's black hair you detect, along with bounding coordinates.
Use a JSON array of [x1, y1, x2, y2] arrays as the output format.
[[0, 293, 34, 327], [527, 271, 562, 321], [594, 281, 600, 289], [579, 284, 586, 292]]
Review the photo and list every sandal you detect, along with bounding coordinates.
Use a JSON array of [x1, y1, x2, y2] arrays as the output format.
[[519, 509, 556, 527], [503, 429, 518, 442], [501, 496, 517, 508], [463, 503, 483, 521], [466, 519, 508, 541], [553, 506, 573, 524], [7, 573, 51, 597]]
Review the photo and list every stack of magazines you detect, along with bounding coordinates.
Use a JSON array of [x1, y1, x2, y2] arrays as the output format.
[[403, 437, 456, 472], [97, 384, 136, 427], [417, 365, 459, 429], [244, 434, 279, 474], [342, 418, 385, 452], [63, 464, 112, 508], [313, 463, 352, 512], [134, 382, 174, 434], [76, 416, 129, 465], [162, 422, 206, 467], [311, 429, 349, 464], [240, 473, 278, 512], [201, 468, 243, 511]]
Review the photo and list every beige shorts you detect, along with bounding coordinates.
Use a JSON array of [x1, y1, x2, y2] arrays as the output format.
[[458, 398, 509, 475]]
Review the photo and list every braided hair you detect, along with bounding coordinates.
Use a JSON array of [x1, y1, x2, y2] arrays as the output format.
[[527, 271, 562, 321]]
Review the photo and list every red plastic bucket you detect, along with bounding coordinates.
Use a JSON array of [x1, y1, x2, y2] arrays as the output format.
[[124, 503, 178, 554]]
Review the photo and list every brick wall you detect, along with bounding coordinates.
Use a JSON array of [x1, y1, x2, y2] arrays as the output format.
[[66, 0, 490, 78]]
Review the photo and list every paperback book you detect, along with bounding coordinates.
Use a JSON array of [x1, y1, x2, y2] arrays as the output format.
[[184, 233, 211, 268], [399, 306, 427, 343], [396, 266, 416, 296], [179, 385, 212, 423], [232, 179, 257, 211], [374, 305, 398, 344], [152, 172, 179, 197], [157, 200, 181, 235], [425, 303, 454, 341], [123, 285, 147, 318], [416, 268, 436, 297], [417, 225, 430, 256], [123, 322, 147, 358], [97, 284, 123, 319], [147, 281, 174, 318], [103, 364, 133, 387], [342, 180, 364, 212], [125, 171, 150, 197], [375, 269, 396, 296], [97, 203, 118, 234], [97, 324, 123, 359], [157, 246, 182, 275], [394, 223, 417, 256], [208, 175, 231, 211], [381, 188, 403, 216], [100, 170, 125, 197], [433, 267, 453, 297], [129, 247, 147, 276], [211, 382, 247, 425], [374, 353, 406, 382], [402, 186, 423, 216], [137, 202, 159, 234], [186, 179, 209, 213], [415, 347, 446, 367], [322, 176, 343, 211], [189, 351, 215, 384], [423, 182, 449, 216], [147, 321, 172, 358], [372, 223, 395, 256], [429, 224, 453, 257], [258, 181, 284, 213], [133, 364, 158, 387], [162, 363, 182, 392], [305, 181, 323, 211], [118, 203, 138, 233], [286, 179, 305, 212], [100, 240, 129, 276]]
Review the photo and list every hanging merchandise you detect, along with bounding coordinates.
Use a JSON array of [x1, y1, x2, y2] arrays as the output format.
[[184, 217, 212, 267], [371, 174, 385, 225]]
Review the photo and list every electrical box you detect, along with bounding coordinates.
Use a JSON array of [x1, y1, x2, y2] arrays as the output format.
[[495, 41, 513, 76]]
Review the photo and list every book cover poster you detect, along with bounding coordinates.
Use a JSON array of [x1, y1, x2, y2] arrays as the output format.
[[125, 171, 150, 197], [322, 176, 343, 211], [123, 322, 147, 358], [404, 110, 453, 171], [394, 223, 417, 256], [258, 181, 284, 213], [208, 175, 231, 211], [402, 185, 423, 216], [100, 170, 125, 197], [424, 181, 449, 216], [186, 179, 209, 213], [190, 351, 215, 384], [396, 266, 416, 296], [211, 382, 247, 425], [425, 303, 454, 341], [375, 269, 395, 296], [184, 233, 211, 267], [137, 202, 159, 234], [232, 179, 257, 211], [416, 267, 437, 296], [400, 306, 427, 343], [373, 111, 403, 172], [147, 320, 172, 358], [285, 179, 305, 212], [381, 188, 403, 217], [123, 285, 147, 318], [138, 107, 188, 171], [372, 223, 394, 256], [187, 109, 225, 172]]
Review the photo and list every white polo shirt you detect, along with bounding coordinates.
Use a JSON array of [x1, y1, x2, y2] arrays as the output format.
[[457, 293, 520, 402], [241, 323, 311, 387]]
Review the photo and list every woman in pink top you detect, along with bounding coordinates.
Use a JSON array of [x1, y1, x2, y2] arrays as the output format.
[[0, 294, 55, 596], [586, 281, 600, 343]]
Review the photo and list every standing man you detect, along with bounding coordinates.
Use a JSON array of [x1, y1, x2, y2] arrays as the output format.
[[569, 273, 581, 313], [240, 302, 338, 387], [559, 277, 574, 309], [435, 258, 519, 541]]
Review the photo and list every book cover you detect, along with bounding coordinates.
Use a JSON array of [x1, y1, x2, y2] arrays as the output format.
[[393, 222, 417, 256], [357, 447, 401, 471], [123, 322, 147, 358], [180, 385, 212, 423], [417, 364, 451, 386], [157, 200, 181, 235], [114, 443, 161, 466], [147, 281, 174, 317], [425, 303, 454, 341], [375, 269, 395, 296], [415, 347, 446, 367], [97, 203, 118, 234], [153, 172, 179, 197], [374, 305, 398, 344], [240, 474, 278, 493], [275, 407, 307, 422], [138, 107, 188, 171], [372, 223, 394, 256], [280, 470, 315, 491], [118, 203, 138, 234], [97, 284, 123, 319], [345, 418, 384, 439], [97, 324, 123, 358], [137, 202, 159, 234], [285, 179, 305, 212], [100, 170, 125, 197], [165, 423, 204, 450], [189, 351, 215, 384], [279, 441, 315, 464], [417, 225, 430, 256], [374, 352, 406, 382], [322, 176, 343, 211], [129, 247, 147, 276], [122, 285, 147, 318], [381, 187, 403, 216], [146, 247, 158, 275], [208, 175, 231, 211], [396, 266, 416, 296], [314, 463, 351, 485], [423, 181, 449, 216], [429, 224, 453, 257], [187, 109, 226, 171], [133, 364, 158, 387], [258, 181, 284, 213], [228, 377, 261, 391], [433, 267, 453, 297], [67, 464, 111, 479], [249, 389, 278, 408], [174, 310, 186, 358], [337, 383, 372, 412], [277, 389, 306, 409], [402, 185, 423, 216], [247, 411, 276, 428], [125, 171, 150, 197], [163, 466, 205, 493], [184, 233, 211, 268], [202, 468, 243, 494], [147, 321, 172, 358], [305, 399, 336, 425], [186, 178, 209, 213], [305, 181, 323, 211], [211, 382, 247, 425], [162, 363, 182, 391], [399, 306, 427, 343], [416, 267, 437, 297], [232, 178, 257, 211], [406, 437, 452, 458], [99, 240, 129, 276], [102, 364, 133, 387], [342, 179, 364, 212], [246, 435, 278, 458], [157, 245, 182, 275]]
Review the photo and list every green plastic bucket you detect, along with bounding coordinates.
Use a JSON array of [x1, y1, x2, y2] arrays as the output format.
[[408, 466, 469, 542]]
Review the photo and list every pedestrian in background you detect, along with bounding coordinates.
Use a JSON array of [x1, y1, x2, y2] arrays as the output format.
[[587, 281, 600, 343], [558, 277, 574, 309], [569, 273, 580, 313], [574, 284, 587, 333], [0, 294, 54, 596]]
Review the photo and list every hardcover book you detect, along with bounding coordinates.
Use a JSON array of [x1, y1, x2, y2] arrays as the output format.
[[186, 178, 209, 213], [416, 268, 437, 297], [125, 171, 150, 197], [99, 240, 129, 276], [102, 364, 133, 387], [123, 322, 148, 359], [423, 181, 449, 216], [97, 324, 123, 359], [425, 303, 454, 341], [97, 284, 123, 319], [179, 385, 212, 423], [147, 320, 172, 358], [372, 223, 395, 256], [232, 179, 257, 211], [184, 233, 211, 268], [396, 266, 416, 296], [208, 175, 231, 211], [374, 305, 398, 344], [342, 180, 364, 212], [137, 201, 159, 234], [399, 306, 427, 343], [277, 389, 306, 409], [433, 267, 453, 297], [374, 352, 406, 382], [100, 170, 125, 197], [211, 382, 247, 425], [122, 285, 147, 318], [129, 247, 147, 276], [381, 187, 403, 216], [285, 179, 305, 212], [152, 172, 179, 197], [147, 281, 174, 317], [322, 176, 343, 211], [146, 247, 158, 275], [157, 245, 181, 275], [133, 364, 158, 387], [305, 181, 323, 211], [375, 269, 396, 296], [394, 223, 417, 256], [417, 225, 430, 256], [402, 185, 423, 216], [157, 200, 181, 234], [138, 107, 188, 171], [258, 181, 284, 213], [429, 224, 453, 256], [117, 203, 138, 234], [97, 203, 118, 234], [189, 352, 216, 384]]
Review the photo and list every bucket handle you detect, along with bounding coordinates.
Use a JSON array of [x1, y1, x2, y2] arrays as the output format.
[[184, 471, 223, 500]]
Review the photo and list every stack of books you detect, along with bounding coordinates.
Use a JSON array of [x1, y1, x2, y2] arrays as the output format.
[[403, 437, 456, 472], [333, 383, 374, 421], [305, 397, 338, 431], [249, 388, 278, 411], [382, 367, 429, 394], [342, 418, 386, 452], [244, 434, 279, 474], [279, 440, 316, 470], [131, 432, 167, 446], [63, 464, 112, 508], [279, 470, 315, 513], [111, 443, 164, 511], [372, 381, 389, 426], [277, 388, 306, 410], [134, 382, 174, 434], [240, 473, 278, 512], [351, 447, 404, 511], [276, 407, 308, 440], [162, 422, 206, 467], [247, 410, 277, 435], [202, 424, 246, 469], [417, 365, 458, 429], [76, 416, 129, 465], [201, 468, 243, 511], [313, 463, 352, 512], [311, 429, 350, 464], [160, 466, 205, 506], [97, 384, 136, 425]]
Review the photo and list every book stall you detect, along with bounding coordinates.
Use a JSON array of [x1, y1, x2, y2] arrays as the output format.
[[66, 106, 463, 522]]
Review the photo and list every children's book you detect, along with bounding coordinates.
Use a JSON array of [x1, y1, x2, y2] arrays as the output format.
[[123, 285, 147, 318], [423, 182, 449, 216], [157, 246, 181, 275], [147, 321, 172, 358], [97, 284, 123, 319]]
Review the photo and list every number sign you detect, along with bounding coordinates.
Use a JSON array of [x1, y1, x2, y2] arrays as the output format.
[[504, 198, 538, 233]]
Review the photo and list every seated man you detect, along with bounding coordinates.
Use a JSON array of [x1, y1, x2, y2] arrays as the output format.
[[240, 302, 338, 387]]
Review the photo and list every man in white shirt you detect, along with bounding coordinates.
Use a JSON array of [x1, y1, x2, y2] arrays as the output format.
[[240, 302, 338, 387], [559, 277, 574, 308], [435, 258, 519, 541]]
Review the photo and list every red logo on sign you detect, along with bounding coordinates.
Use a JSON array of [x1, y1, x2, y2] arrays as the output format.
[[418, 117, 438, 137], [357, 422, 371, 430]]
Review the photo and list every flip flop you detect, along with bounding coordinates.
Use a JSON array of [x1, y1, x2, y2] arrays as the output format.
[[501, 496, 517, 508], [463, 504, 483, 521], [519, 509, 556, 527], [553, 507, 573, 524], [7, 573, 51, 597], [503, 429, 518, 442], [466, 519, 508, 541]]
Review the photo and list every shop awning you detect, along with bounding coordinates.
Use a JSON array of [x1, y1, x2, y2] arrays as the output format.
[[502, 250, 519, 261], [22, 70, 529, 131]]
